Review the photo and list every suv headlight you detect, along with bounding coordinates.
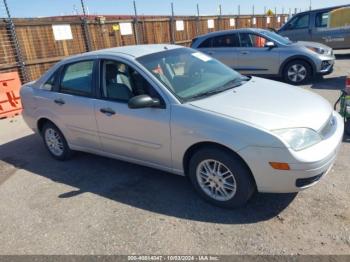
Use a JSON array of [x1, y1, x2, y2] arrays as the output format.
[[273, 128, 322, 151], [306, 46, 326, 55]]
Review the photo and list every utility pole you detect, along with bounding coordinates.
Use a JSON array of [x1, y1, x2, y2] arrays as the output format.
[[133, 0, 140, 44], [170, 2, 175, 44], [218, 4, 222, 29], [80, 0, 92, 51], [196, 3, 200, 35], [3, 0, 28, 82]]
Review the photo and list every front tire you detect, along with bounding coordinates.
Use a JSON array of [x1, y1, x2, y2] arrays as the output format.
[[42, 122, 72, 161], [188, 147, 256, 208], [283, 60, 312, 85]]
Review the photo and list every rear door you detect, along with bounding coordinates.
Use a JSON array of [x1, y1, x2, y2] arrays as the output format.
[[197, 34, 240, 69], [235, 32, 280, 75], [279, 13, 312, 42], [49, 59, 100, 150], [312, 9, 350, 49]]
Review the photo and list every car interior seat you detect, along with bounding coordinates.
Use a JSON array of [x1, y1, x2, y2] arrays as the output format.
[[105, 63, 132, 100]]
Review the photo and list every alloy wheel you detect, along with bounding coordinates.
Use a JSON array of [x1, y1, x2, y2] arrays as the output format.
[[196, 159, 237, 201], [44, 128, 64, 157], [287, 64, 307, 83]]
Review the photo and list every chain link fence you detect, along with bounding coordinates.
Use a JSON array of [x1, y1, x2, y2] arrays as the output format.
[[0, 0, 293, 83]]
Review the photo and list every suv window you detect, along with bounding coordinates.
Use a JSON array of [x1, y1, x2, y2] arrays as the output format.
[[60, 61, 94, 96], [239, 33, 268, 48], [198, 38, 213, 48], [101, 60, 160, 102], [289, 13, 310, 29], [315, 11, 329, 28], [212, 34, 240, 47]]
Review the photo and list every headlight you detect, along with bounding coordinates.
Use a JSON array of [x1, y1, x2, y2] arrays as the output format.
[[306, 46, 326, 55], [273, 128, 322, 151]]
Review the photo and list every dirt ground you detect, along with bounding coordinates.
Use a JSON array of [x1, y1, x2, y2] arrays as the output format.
[[0, 51, 349, 255]]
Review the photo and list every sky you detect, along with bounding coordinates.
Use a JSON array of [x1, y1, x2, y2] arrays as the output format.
[[3, 0, 350, 17]]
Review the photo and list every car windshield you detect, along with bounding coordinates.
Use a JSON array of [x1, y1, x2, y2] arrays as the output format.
[[260, 30, 292, 45], [137, 48, 247, 102]]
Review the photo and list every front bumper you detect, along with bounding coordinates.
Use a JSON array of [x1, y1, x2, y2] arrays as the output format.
[[238, 112, 344, 193], [316, 55, 335, 76]]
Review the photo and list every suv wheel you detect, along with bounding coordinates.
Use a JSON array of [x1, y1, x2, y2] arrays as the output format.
[[283, 60, 312, 85], [42, 122, 72, 160], [188, 147, 255, 208]]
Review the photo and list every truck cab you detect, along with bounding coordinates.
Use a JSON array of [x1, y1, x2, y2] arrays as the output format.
[[278, 5, 350, 49]]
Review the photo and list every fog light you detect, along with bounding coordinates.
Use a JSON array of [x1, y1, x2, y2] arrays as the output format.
[[269, 162, 290, 170], [321, 61, 331, 71]]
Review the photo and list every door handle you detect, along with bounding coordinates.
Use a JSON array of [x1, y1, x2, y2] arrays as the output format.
[[240, 51, 249, 55], [100, 108, 116, 116], [54, 98, 65, 105]]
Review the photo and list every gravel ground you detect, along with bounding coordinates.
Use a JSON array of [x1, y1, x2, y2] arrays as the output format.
[[0, 51, 349, 255]]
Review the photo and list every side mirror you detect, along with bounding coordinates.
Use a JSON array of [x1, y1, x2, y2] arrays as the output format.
[[128, 95, 161, 109], [265, 41, 276, 49]]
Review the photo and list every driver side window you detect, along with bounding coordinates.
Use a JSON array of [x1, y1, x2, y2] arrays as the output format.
[[101, 60, 160, 102], [289, 14, 310, 29]]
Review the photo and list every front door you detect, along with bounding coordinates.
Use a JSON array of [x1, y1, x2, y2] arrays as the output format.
[[236, 32, 280, 75], [279, 13, 312, 42], [94, 59, 172, 169]]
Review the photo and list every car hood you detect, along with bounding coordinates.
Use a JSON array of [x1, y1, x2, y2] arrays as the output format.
[[189, 77, 332, 131], [293, 41, 332, 52]]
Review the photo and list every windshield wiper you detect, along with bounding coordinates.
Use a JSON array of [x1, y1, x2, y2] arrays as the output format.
[[188, 78, 247, 101]]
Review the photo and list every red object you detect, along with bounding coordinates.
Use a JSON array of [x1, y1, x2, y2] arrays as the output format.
[[345, 75, 350, 94], [0, 72, 22, 119]]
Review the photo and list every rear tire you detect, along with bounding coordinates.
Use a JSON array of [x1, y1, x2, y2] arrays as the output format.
[[283, 60, 312, 85], [42, 122, 72, 161], [188, 147, 256, 208]]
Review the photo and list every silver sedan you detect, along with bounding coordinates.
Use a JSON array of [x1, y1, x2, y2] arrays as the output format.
[[20, 45, 344, 208], [191, 28, 335, 85]]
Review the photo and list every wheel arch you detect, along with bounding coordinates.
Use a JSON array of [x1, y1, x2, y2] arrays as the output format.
[[182, 141, 257, 186], [37, 117, 59, 135], [279, 55, 316, 76]]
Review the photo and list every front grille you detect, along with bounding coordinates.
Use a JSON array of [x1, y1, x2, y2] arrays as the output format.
[[296, 173, 324, 187]]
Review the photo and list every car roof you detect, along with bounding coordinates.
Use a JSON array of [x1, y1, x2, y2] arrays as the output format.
[[296, 4, 350, 15], [62, 44, 183, 61], [195, 28, 267, 39]]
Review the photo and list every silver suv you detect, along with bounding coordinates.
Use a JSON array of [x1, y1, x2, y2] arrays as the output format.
[[191, 28, 335, 84]]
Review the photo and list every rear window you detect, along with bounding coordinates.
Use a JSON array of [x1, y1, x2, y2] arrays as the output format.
[[60, 61, 94, 96], [212, 34, 240, 47], [315, 11, 329, 28]]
